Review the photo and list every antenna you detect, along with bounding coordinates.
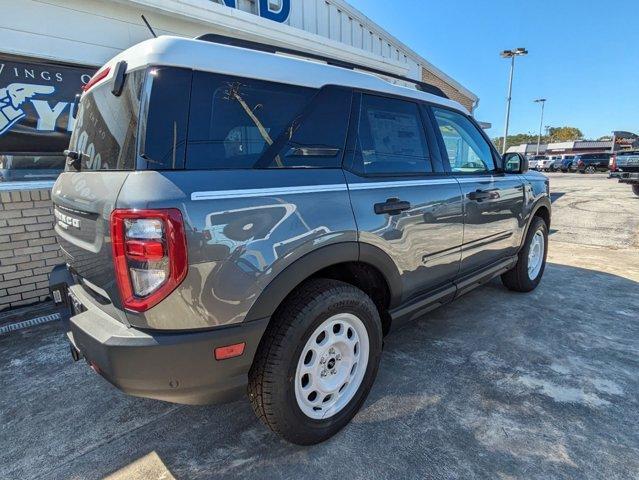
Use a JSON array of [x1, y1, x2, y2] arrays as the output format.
[[141, 15, 157, 38]]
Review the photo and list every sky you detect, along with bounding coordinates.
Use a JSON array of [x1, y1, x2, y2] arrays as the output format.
[[347, 0, 639, 141]]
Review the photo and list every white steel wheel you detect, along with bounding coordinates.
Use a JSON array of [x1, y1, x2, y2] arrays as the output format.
[[528, 229, 545, 280], [294, 313, 370, 420]]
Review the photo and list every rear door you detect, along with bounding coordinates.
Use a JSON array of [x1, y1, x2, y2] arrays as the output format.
[[52, 68, 148, 305], [430, 106, 525, 276], [344, 93, 463, 301]]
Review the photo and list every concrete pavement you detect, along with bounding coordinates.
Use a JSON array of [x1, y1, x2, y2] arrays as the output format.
[[1, 173, 637, 480]]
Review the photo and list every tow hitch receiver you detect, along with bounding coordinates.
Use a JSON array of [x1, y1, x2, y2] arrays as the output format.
[[70, 344, 83, 362]]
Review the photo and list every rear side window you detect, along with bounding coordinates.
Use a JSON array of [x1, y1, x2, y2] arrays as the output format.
[[186, 72, 315, 169], [350, 94, 432, 175], [140, 67, 192, 169], [70, 69, 144, 171], [258, 86, 352, 169]]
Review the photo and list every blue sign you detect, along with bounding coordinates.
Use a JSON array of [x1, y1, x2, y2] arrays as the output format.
[[221, 0, 290, 23]]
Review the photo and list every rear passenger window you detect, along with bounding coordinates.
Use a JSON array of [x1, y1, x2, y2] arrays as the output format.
[[432, 107, 496, 173], [264, 86, 351, 169], [186, 72, 314, 169], [351, 94, 432, 175]]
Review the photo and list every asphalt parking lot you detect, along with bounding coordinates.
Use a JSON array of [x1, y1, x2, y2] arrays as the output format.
[[1, 173, 638, 480]]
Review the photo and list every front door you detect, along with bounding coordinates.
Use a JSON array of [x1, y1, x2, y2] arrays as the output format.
[[430, 107, 525, 275], [344, 93, 464, 301]]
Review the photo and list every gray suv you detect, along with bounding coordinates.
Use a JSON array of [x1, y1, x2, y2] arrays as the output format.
[[52, 35, 551, 445]]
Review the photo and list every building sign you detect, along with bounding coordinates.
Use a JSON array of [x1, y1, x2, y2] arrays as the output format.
[[612, 131, 639, 150], [221, 0, 290, 23], [0, 57, 96, 153]]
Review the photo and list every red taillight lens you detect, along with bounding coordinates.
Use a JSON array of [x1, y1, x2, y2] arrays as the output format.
[[111, 209, 188, 312], [610, 155, 617, 171], [83, 66, 111, 92], [126, 239, 165, 261], [578, 160, 584, 167]]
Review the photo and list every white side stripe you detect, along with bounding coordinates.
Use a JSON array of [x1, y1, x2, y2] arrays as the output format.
[[191, 184, 347, 201], [190, 176, 519, 201], [456, 175, 518, 183], [348, 178, 455, 190]]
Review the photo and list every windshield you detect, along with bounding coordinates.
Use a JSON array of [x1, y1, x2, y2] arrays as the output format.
[[68, 69, 144, 171]]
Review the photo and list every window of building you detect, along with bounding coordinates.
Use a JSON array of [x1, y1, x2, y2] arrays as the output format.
[[0, 56, 96, 185], [0, 153, 65, 182]]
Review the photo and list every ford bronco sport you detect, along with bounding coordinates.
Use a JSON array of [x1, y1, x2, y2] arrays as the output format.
[[52, 35, 551, 445]]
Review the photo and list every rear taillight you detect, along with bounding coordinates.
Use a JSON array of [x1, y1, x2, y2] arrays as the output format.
[[578, 160, 585, 167], [111, 209, 188, 312], [610, 155, 617, 171], [82, 66, 111, 92]]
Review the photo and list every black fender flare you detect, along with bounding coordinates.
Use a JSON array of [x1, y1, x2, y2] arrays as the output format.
[[244, 241, 402, 322], [521, 196, 552, 249]]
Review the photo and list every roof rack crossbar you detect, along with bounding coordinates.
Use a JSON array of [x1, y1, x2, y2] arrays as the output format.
[[195, 33, 448, 99]]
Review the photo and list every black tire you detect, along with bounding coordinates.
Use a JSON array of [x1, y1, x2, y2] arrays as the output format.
[[632, 185, 639, 197], [248, 278, 383, 445], [501, 216, 548, 292]]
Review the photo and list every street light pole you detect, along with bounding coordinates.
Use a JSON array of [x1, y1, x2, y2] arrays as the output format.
[[500, 48, 528, 154], [534, 98, 547, 155]]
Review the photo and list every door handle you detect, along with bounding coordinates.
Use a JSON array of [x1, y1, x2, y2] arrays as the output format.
[[467, 190, 496, 201], [374, 198, 411, 215]]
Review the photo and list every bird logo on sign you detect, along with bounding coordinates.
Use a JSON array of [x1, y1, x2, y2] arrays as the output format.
[[0, 83, 55, 136]]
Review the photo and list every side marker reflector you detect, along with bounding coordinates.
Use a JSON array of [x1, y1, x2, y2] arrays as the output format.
[[214, 343, 246, 361]]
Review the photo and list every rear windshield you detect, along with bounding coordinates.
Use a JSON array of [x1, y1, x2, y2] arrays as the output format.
[[68, 69, 144, 171]]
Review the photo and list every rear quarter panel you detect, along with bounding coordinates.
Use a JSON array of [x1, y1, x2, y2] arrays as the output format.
[[115, 169, 356, 330]]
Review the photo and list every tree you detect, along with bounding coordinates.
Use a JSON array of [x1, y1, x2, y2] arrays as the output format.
[[492, 125, 585, 152], [491, 133, 538, 152], [547, 126, 583, 142]]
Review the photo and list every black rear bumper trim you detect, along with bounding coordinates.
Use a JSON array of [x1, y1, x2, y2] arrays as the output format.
[[68, 311, 269, 405]]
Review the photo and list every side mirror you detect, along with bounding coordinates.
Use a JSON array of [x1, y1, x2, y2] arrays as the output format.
[[503, 152, 528, 174]]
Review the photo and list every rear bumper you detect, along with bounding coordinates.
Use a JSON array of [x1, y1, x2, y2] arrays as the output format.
[[619, 172, 639, 184], [67, 287, 269, 405]]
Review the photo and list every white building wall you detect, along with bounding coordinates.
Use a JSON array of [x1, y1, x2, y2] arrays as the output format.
[[0, 0, 475, 105]]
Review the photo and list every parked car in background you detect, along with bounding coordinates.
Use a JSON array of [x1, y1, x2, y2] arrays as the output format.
[[552, 154, 574, 172], [616, 149, 639, 196], [536, 156, 555, 172], [570, 153, 611, 173], [528, 155, 546, 170], [560, 156, 576, 172]]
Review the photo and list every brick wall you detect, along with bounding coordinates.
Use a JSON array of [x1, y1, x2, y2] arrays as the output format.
[[0, 188, 62, 311], [422, 69, 475, 112]]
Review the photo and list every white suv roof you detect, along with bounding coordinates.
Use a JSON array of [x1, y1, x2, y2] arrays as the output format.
[[95, 36, 467, 114]]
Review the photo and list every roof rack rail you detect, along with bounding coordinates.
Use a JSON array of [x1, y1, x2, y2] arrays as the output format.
[[195, 33, 448, 99]]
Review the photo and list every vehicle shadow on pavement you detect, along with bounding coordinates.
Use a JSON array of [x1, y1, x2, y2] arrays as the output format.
[[1, 262, 637, 480]]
